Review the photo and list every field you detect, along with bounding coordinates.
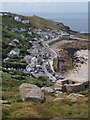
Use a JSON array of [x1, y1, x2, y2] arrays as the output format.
[[2, 72, 89, 119]]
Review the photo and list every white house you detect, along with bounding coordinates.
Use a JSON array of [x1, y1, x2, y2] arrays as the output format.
[[3, 57, 9, 62], [31, 56, 38, 68], [26, 67, 32, 72], [9, 48, 20, 56], [22, 20, 30, 24], [32, 38, 38, 41], [26, 64, 32, 72], [19, 28, 26, 32], [14, 16, 21, 22], [9, 42, 16, 47], [44, 35, 49, 40], [13, 39, 19, 43], [61, 32, 70, 39], [28, 31, 32, 35], [3, 12, 8, 16]]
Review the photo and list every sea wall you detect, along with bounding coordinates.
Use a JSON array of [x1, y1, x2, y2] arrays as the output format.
[[47, 37, 62, 45]]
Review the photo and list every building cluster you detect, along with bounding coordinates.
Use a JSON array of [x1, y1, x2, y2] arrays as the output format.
[[1, 12, 71, 41], [2, 12, 89, 92], [25, 39, 61, 83], [2, 12, 70, 83], [10, 27, 70, 41], [0, 12, 31, 24]]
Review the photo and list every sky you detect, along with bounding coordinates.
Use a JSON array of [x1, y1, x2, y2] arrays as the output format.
[[1, 0, 89, 2], [1, 2, 88, 14]]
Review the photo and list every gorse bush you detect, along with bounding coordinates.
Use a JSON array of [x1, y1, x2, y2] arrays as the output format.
[[33, 77, 52, 87]]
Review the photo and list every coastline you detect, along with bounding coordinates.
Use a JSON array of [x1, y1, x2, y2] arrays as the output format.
[[2, 12, 89, 119], [19, 12, 88, 34]]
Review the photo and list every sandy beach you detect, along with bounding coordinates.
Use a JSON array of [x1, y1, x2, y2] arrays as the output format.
[[49, 39, 89, 81]]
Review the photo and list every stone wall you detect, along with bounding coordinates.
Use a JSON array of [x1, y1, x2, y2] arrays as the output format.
[[53, 56, 59, 72], [54, 79, 89, 93], [48, 37, 62, 45], [65, 81, 89, 93]]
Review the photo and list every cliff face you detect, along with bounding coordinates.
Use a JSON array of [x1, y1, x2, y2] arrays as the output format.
[[56, 22, 70, 31], [50, 40, 89, 75], [53, 57, 59, 72]]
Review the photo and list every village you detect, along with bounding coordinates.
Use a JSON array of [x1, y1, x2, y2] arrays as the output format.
[[1, 12, 89, 93], [1, 1, 89, 118], [2, 12, 71, 81]]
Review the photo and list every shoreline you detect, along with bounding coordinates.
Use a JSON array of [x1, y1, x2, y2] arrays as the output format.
[[17, 12, 88, 34]]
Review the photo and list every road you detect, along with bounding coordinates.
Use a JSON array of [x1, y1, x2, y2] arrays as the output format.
[[42, 61, 57, 83]]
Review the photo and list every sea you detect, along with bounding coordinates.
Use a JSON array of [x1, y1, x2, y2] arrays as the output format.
[[21, 12, 88, 33]]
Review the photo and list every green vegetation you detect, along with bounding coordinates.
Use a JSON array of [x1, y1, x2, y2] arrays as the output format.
[[28, 15, 60, 30], [2, 16, 30, 29], [2, 61, 27, 69], [79, 90, 90, 97], [2, 13, 89, 119], [2, 15, 34, 60], [2, 71, 89, 119], [2, 72, 52, 91], [2, 27, 32, 58]]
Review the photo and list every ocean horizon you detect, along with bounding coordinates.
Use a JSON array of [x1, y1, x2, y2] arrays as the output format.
[[19, 12, 88, 33]]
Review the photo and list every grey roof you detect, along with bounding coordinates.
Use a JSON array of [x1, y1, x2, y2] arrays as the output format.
[[13, 48, 20, 52]]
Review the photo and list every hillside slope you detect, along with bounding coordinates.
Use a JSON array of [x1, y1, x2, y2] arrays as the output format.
[[28, 15, 60, 29], [1, 12, 89, 119]]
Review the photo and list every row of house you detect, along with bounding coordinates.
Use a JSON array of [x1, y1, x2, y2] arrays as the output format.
[[1, 12, 31, 24], [1, 12, 70, 40], [14, 16, 31, 24], [2, 12, 70, 81], [0, 12, 11, 16]]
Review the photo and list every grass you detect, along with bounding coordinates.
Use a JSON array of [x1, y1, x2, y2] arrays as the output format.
[[28, 15, 59, 30], [79, 90, 90, 97], [2, 71, 89, 119], [2, 92, 88, 119], [1, 71, 88, 119], [2, 13, 89, 119], [2, 72, 52, 91], [44, 98, 88, 118], [2, 16, 30, 29]]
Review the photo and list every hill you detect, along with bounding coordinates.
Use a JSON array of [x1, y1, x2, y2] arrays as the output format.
[[1, 12, 89, 119], [2, 72, 89, 119], [28, 15, 60, 29]]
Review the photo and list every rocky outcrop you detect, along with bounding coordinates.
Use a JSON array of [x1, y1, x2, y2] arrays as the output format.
[[53, 98, 64, 102], [54, 91, 63, 97], [67, 93, 84, 102], [19, 83, 45, 102], [41, 87, 54, 93], [56, 22, 70, 31], [54, 78, 89, 93], [50, 118, 80, 120]]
